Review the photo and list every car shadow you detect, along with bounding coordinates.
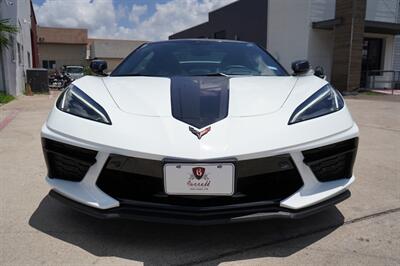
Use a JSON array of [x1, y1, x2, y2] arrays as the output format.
[[29, 194, 345, 265]]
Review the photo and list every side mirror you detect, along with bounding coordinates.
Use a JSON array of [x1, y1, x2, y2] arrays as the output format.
[[291, 60, 310, 75], [90, 60, 108, 76], [314, 66, 326, 79]]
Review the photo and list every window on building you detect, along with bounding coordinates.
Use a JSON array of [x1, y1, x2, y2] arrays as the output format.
[[17, 43, 22, 65], [10, 36, 15, 62], [42, 60, 56, 69], [27, 52, 31, 68], [22, 45, 24, 65], [214, 30, 226, 39]]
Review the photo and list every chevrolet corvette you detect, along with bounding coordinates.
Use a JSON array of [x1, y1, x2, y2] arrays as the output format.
[[41, 39, 359, 225]]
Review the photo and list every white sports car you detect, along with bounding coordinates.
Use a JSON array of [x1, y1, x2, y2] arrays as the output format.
[[41, 39, 359, 225]]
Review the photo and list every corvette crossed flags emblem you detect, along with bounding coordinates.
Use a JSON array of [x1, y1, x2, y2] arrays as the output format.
[[189, 126, 211, 140]]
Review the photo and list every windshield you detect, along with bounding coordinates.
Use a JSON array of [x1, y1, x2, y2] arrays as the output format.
[[111, 40, 288, 77], [66, 67, 83, 74]]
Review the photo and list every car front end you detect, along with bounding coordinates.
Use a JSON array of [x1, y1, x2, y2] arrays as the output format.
[[65, 66, 85, 81], [41, 40, 359, 225]]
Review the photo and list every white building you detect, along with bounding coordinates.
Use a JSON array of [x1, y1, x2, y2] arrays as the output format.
[[171, 0, 400, 91], [0, 0, 35, 96], [268, 0, 399, 89], [88, 38, 147, 71]]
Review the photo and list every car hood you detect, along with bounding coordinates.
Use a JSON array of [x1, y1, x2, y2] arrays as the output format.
[[102, 76, 298, 119], [53, 75, 354, 160]]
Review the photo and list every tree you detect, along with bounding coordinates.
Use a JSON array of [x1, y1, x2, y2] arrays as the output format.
[[0, 19, 18, 49]]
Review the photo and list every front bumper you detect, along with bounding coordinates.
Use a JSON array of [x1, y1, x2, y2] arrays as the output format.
[[42, 123, 358, 223], [49, 189, 351, 225]]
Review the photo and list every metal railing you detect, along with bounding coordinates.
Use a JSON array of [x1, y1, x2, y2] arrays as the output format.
[[363, 70, 400, 94]]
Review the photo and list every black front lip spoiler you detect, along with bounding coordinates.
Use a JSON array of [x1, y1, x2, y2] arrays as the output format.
[[49, 190, 351, 225]]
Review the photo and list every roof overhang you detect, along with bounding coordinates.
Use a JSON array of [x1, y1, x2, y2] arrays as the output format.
[[312, 19, 400, 35], [312, 18, 342, 30], [365, 20, 400, 35]]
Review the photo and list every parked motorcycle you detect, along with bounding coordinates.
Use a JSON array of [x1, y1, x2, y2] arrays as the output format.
[[48, 71, 73, 90]]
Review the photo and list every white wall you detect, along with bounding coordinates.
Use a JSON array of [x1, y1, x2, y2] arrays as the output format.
[[15, 0, 33, 96], [0, 0, 32, 96], [394, 35, 400, 71], [307, 0, 400, 23], [267, 0, 311, 72], [307, 29, 334, 80], [267, 0, 335, 79], [0, 0, 17, 95], [393, 3, 400, 71], [309, 0, 335, 21], [366, 0, 399, 23]]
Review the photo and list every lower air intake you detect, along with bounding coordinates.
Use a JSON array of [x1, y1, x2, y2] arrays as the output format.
[[302, 138, 358, 182], [96, 154, 304, 207], [42, 138, 97, 182]]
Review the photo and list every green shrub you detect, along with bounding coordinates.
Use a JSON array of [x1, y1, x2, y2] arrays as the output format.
[[0, 92, 14, 104], [83, 66, 92, 75]]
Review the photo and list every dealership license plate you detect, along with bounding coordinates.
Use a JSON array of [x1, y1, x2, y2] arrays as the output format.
[[164, 163, 235, 196]]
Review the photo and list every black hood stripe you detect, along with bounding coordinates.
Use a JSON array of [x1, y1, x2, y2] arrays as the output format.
[[170, 76, 229, 129]]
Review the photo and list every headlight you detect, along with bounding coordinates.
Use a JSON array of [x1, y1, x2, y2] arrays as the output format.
[[56, 85, 111, 124], [289, 84, 344, 124]]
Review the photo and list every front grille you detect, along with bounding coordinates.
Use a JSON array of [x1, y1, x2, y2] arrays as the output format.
[[42, 138, 97, 182], [96, 154, 303, 207], [237, 170, 304, 201], [302, 138, 358, 182]]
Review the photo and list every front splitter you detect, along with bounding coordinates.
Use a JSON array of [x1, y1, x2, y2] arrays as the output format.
[[49, 189, 351, 225]]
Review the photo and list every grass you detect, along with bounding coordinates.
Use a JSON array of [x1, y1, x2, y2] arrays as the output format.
[[0, 92, 15, 104]]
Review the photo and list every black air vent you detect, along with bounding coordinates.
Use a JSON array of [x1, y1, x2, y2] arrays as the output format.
[[42, 138, 97, 182], [303, 138, 358, 182]]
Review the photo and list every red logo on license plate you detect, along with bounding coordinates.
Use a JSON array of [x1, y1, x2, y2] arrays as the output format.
[[193, 167, 205, 179]]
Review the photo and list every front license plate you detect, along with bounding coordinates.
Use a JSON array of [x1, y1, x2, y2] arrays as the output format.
[[164, 163, 234, 196]]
